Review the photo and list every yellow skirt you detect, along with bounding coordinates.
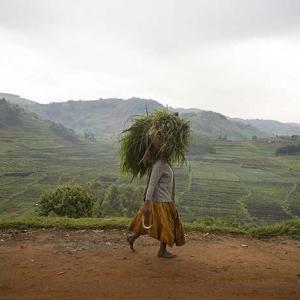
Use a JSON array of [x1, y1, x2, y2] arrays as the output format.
[[128, 201, 185, 247]]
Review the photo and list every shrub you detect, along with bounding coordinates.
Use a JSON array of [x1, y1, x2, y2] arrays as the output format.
[[39, 185, 96, 218]]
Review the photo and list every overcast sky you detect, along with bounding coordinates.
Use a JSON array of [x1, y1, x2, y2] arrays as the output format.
[[0, 0, 300, 122]]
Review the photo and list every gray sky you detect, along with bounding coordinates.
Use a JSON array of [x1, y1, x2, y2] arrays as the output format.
[[0, 0, 300, 122]]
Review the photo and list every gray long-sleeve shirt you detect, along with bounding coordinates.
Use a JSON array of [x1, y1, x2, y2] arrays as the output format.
[[145, 159, 174, 202]]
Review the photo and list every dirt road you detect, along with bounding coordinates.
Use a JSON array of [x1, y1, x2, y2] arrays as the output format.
[[0, 229, 299, 300]]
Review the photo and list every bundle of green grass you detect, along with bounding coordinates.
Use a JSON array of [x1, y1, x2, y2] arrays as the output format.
[[120, 109, 191, 178]]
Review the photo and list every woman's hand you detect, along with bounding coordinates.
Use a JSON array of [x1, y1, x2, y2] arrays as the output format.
[[143, 200, 151, 214]]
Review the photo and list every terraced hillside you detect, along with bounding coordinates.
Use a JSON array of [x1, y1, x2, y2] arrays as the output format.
[[0, 100, 299, 223], [0, 101, 120, 215], [178, 141, 300, 223]]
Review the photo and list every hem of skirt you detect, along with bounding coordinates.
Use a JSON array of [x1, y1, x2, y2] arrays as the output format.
[[128, 230, 185, 247]]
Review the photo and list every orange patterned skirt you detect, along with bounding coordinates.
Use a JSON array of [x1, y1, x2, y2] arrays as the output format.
[[128, 201, 185, 247]]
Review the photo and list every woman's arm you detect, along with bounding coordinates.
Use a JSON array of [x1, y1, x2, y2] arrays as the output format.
[[145, 161, 162, 201]]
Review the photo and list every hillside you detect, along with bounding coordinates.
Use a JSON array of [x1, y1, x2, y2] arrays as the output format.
[[232, 118, 300, 136], [1, 100, 300, 224], [29, 97, 162, 138], [3, 93, 300, 139], [0, 99, 79, 151], [0, 100, 116, 214], [184, 111, 266, 140], [2, 94, 265, 140], [0, 93, 36, 108]]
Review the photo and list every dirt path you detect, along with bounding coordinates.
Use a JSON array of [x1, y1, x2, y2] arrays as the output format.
[[0, 229, 299, 300]]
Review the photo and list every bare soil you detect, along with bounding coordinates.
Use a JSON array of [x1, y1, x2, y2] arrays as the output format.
[[0, 229, 300, 300]]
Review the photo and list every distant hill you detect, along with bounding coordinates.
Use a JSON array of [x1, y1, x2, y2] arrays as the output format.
[[2, 92, 300, 139], [184, 111, 266, 140], [0, 93, 36, 108], [173, 107, 203, 114], [0, 99, 79, 150], [27, 97, 163, 138], [232, 118, 300, 136]]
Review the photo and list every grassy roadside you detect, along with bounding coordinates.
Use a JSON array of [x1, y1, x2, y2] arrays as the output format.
[[0, 216, 299, 239]]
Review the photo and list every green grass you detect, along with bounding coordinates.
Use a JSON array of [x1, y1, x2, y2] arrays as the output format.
[[0, 216, 299, 239], [250, 218, 300, 239], [1, 111, 299, 224], [0, 216, 131, 230]]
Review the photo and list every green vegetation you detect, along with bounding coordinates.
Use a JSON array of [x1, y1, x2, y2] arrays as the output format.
[[38, 183, 144, 218], [188, 136, 216, 155], [250, 218, 300, 239], [0, 99, 23, 126], [276, 144, 300, 155], [0, 215, 299, 239], [120, 109, 190, 178], [39, 185, 95, 218], [101, 184, 143, 217], [0, 216, 131, 230], [0, 100, 299, 226], [49, 122, 79, 143]]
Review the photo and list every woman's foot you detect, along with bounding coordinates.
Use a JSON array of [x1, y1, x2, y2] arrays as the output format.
[[157, 249, 177, 258], [158, 242, 177, 258], [126, 233, 139, 251]]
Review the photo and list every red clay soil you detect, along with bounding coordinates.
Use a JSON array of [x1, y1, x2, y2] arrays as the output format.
[[0, 229, 299, 300]]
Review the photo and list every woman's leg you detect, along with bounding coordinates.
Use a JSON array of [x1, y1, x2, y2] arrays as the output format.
[[157, 242, 177, 258], [127, 232, 140, 251]]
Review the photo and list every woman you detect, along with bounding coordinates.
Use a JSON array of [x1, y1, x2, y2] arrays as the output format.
[[127, 152, 185, 258]]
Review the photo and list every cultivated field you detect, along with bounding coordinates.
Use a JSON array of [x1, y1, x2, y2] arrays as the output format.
[[0, 115, 299, 224]]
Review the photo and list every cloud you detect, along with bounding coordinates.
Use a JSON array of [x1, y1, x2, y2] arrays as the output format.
[[0, 0, 300, 122]]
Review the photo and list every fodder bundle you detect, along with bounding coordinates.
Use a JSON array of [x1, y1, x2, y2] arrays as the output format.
[[119, 109, 191, 178]]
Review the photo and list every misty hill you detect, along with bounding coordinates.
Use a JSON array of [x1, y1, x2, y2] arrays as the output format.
[[1, 94, 262, 140], [232, 118, 300, 136], [3, 93, 300, 139], [29, 97, 162, 138], [0, 93, 36, 108], [0, 99, 79, 151], [184, 111, 266, 140]]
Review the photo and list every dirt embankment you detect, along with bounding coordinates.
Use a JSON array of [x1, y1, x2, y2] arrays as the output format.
[[0, 229, 300, 300]]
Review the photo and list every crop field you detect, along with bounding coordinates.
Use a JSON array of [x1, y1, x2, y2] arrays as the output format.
[[0, 117, 299, 224], [177, 141, 300, 223], [0, 142, 121, 215]]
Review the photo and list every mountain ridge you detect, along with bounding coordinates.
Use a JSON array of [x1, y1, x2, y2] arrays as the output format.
[[1, 92, 300, 139]]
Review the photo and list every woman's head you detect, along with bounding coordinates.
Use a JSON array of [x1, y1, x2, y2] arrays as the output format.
[[157, 149, 170, 161]]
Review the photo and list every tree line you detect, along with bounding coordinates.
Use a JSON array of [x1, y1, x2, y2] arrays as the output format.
[[38, 182, 144, 218]]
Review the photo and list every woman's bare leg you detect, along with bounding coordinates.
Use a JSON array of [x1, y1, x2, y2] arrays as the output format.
[[127, 232, 140, 251], [158, 242, 177, 258]]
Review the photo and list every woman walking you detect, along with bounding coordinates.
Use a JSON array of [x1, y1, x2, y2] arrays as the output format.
[[119, 110, 190, 258], [127, 152, 185, 258]]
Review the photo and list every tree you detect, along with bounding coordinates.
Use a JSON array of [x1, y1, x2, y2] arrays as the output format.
[[101, 184, 143, 217], [85, 180, 106, 216]]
